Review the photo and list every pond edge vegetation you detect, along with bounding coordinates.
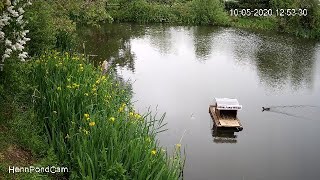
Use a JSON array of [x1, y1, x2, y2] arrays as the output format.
[[107, 0, 320, 39], [1, 0, 184, 179], [0, 0, 319, 179]]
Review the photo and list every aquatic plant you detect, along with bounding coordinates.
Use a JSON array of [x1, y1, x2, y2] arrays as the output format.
[[31, 51, 184, 179]]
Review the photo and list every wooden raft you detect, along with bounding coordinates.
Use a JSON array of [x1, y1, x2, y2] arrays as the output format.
[[209, 105, 243, 130]]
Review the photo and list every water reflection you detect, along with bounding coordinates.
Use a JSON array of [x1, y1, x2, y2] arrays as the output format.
[[215, 29, 263, 64], [147, 25, 173, 54], [211, 127, 238, 144], [255, 36, 317, 91], [78, 24, 319, 92], [78, 24, 320, 180], [77, 24, 145, 72], [192, 26, 219, 61], [210, 29, 318, 91]]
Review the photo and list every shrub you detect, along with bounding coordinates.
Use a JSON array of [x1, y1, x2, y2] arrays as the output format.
[[24, 0, 56, 55], [271, 0, 320, 38], [112, 0, 229, 25], [24, 0, 77, 55], [51, 0, 113, 26], [191, 0, 229, 25]]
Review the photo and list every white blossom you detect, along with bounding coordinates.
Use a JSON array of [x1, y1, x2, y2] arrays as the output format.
[[1, 0, 33, 68], [5, 39, 12, 46], [19, 52, 28, 62], [18, 39, 26, 45], [21, 29, 29, 36], [0, 31, 4, 39], [16, 15, 25, 25], [12, 11, 19, 18], [18, 8, 25, 14], [23, 37, 30, 42], [15, 43, 24, 51], [19, 52, 28, 59], [0, 14, 11, 27], [7, 6, 14, 12], [11, 44, 16, 51], [17, 15, 23, 21], [17, 19, 24, 25], [0, 19, 6, 27], [5, 48, 12, 55]]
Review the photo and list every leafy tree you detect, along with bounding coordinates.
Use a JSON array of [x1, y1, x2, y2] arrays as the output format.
[[192, 0, 229, 25], [271, 0, 320, 38]]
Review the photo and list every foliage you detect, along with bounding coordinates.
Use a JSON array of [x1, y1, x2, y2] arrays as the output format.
[[24, 0, 77, 55], [109, 0, 319, 38], [112, 0, 229, 25], [49, 0, 113, 26], [271, 0, 320, 38], [22, 0, 117, 56], [0, 1, 4, 12], [31, 52, 184, 179], [191, 0, 229, 25], [237, 0, 271, 9], [224, 0, 272, 10], [0, 59, 61, 180], [24, 0, 56, 55], [231, 16, 277, 31]]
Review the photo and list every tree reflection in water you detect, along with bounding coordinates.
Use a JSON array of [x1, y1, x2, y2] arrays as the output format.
[[77, 23, 145, 72], [193, 26, 220, 61], [255, 36, 317, 91], [78, 24, 319, 92], [213, 29, 318, 91]]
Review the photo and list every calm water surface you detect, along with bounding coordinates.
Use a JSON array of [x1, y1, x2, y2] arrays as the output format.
[[78, 24, 320, 180]]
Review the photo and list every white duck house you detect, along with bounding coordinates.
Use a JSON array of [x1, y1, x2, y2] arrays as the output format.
[[209, 98, 243, 131]]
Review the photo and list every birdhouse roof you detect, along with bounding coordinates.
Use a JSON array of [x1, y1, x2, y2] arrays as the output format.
[[214, 98, 242, 110]]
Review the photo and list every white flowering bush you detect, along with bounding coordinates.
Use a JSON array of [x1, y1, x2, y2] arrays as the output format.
[[0, 0, 32, 70]]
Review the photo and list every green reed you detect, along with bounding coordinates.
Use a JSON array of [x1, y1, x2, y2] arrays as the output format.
[[31, 51, 184, 179]]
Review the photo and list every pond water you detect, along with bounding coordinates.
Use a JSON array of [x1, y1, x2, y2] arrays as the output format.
[[78, 24, 320, 180]]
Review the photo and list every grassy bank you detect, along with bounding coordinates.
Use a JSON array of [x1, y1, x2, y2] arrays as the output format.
[[108, 0, 320, 39], [230, 16, 278, 31], [0, 61, 63, 179], [0, 53, 184, 179], [1, 1, 184, 179], [110, 0, 229, 25], [31, 52, 183, 179]]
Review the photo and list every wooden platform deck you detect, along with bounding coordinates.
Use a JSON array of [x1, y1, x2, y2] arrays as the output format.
[[209, 105, 243, 131]]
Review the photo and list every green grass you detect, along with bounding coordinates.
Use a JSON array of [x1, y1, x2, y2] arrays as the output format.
[[31, 51, 184, 179], [231, 16, 278, 31], [110, 0, 229, 26], [0, 62, 62, 180]]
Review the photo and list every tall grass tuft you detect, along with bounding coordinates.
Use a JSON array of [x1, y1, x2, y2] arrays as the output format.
[[31, 51, 184, 179]]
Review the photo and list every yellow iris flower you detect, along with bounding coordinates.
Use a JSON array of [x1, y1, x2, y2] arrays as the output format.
[[109, 117, 115, 122], [84, 113, 90, 119]]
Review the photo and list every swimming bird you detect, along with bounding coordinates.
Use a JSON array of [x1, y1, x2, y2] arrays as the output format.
[[262, 107, 270, 112]]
